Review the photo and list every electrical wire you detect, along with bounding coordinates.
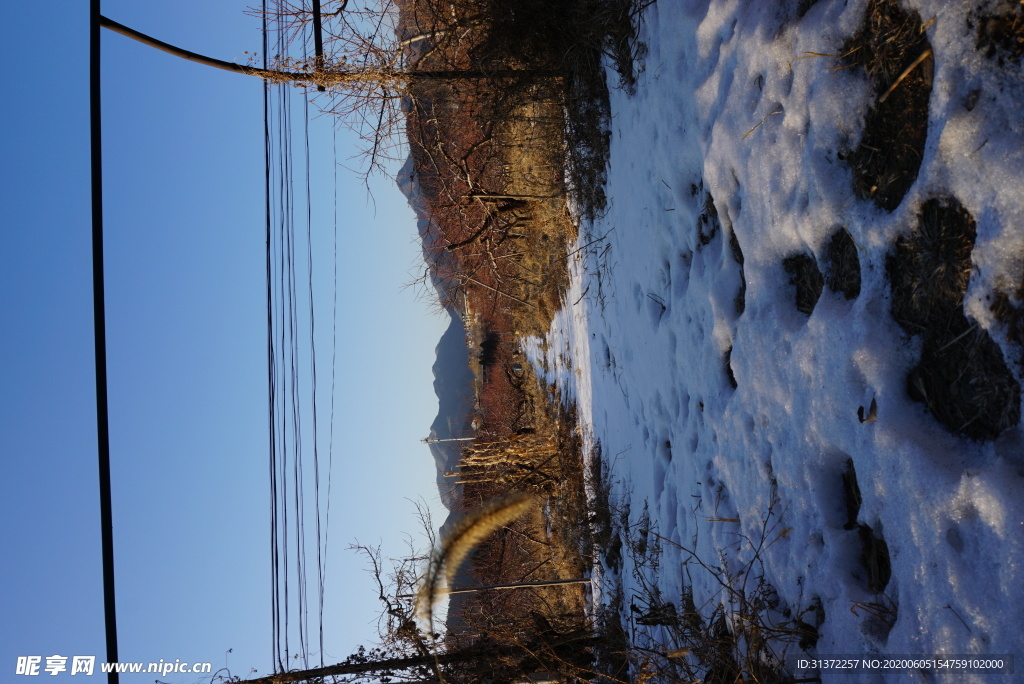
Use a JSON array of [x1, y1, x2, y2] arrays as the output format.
[[264, 3, 332, 672]]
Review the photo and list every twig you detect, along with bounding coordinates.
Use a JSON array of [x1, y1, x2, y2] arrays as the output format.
[[879, 48, 933, 103], [741, 105, 783, 140], [943, 604, 972, 633], [935, 323, 977, 354]]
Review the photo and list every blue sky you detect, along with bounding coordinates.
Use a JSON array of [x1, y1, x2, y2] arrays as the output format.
[[1, 2, 450, 681]]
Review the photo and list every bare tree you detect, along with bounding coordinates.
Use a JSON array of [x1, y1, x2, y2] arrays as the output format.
[[101, 0, 561, 174]]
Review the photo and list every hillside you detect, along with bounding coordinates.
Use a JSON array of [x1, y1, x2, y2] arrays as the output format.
[[528, 0, 1024, 681]]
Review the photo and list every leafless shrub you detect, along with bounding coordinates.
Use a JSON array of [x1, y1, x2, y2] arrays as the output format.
[[609, 497, 820, 684]]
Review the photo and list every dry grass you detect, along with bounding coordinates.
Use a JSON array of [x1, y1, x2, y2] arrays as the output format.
[[840, 0, 933, 212], [971, 0, 1024, 66], [418, 493, 538, 626], [562, 0, 651, 220], [907, 327, 1021, 440], [602, 496, 819, 684], [886, 196, 1021, 440], [580, 457, 825, 683], [443, 377, 594, 655], [887, 197, 975, 333]]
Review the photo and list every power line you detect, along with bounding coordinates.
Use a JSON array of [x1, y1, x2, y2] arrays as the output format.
[[264, 7, 331, 672]]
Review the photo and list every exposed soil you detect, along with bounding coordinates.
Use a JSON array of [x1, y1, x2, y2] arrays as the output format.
[[825, 227, 861, 300], [971, 0, 1024, 66], [696, 188, 721, 247], [888, 197, 976, 333], [724, 345, 738, 389], [783, 253, 824, 315], [728, 228, 747, 315], [857, 524, 892, 595], [887, 196, 1020, 440], [841, 0, 933, 212]]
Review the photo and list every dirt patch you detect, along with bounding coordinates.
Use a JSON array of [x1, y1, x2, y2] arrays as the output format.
[[783, 253, 824, 315], [825, 227, 861, 300], [728, 228, 747, 315], [796, 0, 821, 20], [991, 287, 1024, 348], [697, 188, 721, 247], [840, 0, 933, 212], [841, 457, 862, 531], [970, 0, 1024, 66], [888, 197, 975, 332], [907, 328, 1021, 440], [724, 345, 738, 389], [887, 196, 1020, 440], [857, 524, 891, 594]]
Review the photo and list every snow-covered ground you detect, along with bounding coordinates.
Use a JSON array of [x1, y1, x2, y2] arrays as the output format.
[[527, 0, 1024, 681]]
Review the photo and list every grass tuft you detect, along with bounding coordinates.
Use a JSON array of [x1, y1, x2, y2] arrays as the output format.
[[840, 0, 933, 212], [417, 493, 537, 627], [610, 497, 818, 684], [887, 196, 1021, 439], [887, 197, 975, 332]]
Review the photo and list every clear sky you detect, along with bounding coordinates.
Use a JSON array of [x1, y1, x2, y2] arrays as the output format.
[[1, 2, 450, 681]]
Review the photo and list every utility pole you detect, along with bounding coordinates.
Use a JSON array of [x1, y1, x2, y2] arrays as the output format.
[[311, 0, 326, 91]]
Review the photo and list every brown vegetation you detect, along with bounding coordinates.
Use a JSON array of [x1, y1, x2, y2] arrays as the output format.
[[606, 493, 822, 684], [840, 0, 933, 212], [971, 0, 1024, 66], [384, 0, 649, 678], [887, 196, 1020, 439]]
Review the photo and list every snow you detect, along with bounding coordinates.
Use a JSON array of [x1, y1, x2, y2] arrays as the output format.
[[526, 0, 1024, 680]]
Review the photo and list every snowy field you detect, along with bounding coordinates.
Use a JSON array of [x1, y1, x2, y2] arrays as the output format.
[[527, 0, 1024, 681]]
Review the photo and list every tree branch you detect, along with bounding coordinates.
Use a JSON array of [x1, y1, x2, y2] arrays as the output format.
[[100, 15, 561, 87]]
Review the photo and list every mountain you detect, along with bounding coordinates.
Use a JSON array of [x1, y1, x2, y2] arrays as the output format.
[[398, 156, 476, 510], [426, 313, 476, 509]]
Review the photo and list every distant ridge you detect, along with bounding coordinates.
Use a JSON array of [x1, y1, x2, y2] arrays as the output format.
[[397, 157, 475, 510]]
